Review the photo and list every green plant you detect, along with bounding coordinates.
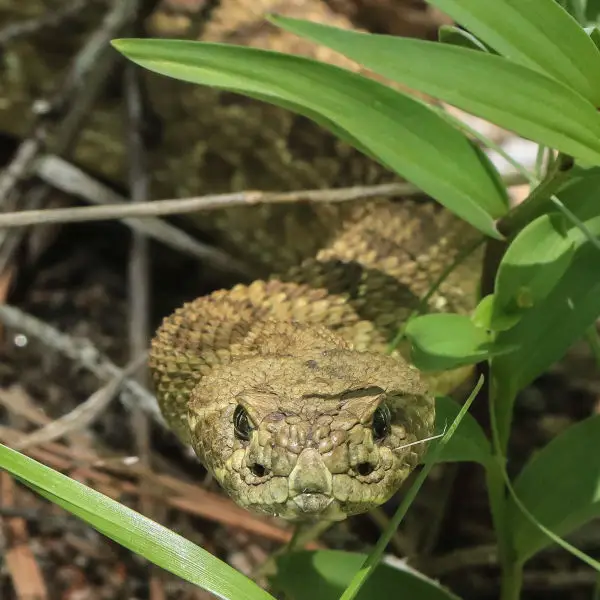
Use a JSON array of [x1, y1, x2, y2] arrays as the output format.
[[3, 1, 600, 599]]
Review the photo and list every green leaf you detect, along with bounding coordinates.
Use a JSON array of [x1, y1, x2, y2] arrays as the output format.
[[559, 0, 590, 24], [438, 25, 491, 52], [471, 294, 495, 329], [423, 396, 491, 465], [273, 550, 461, 600], [494, 242, 600, 392], [492, 213, 576, 329], [112, 38, 507, 237], [493, 170, 600, 392], [507, 415, 600, 562], [0, 444, 273, 600], [404, 313, 516, 371], [586, 0, 600, 22], [270, 17, 600, 166], [585, 25, 600, 50], [427, 0, 600, 104]]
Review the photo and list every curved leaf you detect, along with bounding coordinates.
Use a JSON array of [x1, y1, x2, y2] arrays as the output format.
[[405, 313, 516, 371], [438, 25, 492, 52], [493, 170, 600, 392], [507, 415, 600, 562], [273, 550, 461, 600], [491, 213, 576, 330], [112, 38, 507, 237], [427, 0, 600, 104], [424, 396, 492, 465], [0, 444, 273, 600], [270, 17, 600, 166]]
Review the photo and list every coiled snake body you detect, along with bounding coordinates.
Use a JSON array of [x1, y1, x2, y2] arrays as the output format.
[[0, 0, 481, 521], [150, 199, 480, 521]]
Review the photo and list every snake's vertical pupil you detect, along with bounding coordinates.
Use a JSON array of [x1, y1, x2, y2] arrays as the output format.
[[372, 403, 391, 441], [233, 404, 253, 441]]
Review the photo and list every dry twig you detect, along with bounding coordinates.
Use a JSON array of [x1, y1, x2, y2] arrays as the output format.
[[35, 155, 253, 275], [0, 0, 99, 47], [0, 180, 422, 227], [0, 303, 163, 426], [0, 0, 137, 204], [0, 0, 139, 275], [0, 472, 49, 600], [13, 354, 147, 451], [124, 56, 168, 600]]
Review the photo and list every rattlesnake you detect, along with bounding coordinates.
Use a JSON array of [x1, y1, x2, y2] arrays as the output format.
[[0, 0, 481, 520], [150, 197, 480, 521]]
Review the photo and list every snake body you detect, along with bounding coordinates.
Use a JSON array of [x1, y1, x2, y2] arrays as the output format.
[[0, 0, 481, 521], [150, 200, 480, 520]]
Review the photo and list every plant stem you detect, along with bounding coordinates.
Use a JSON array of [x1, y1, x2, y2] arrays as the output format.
[[487, 370, 524, 599], [501, 562, 524, 600], [485, 456, 523, 600], [498, 152, 574, 237], [533, 145, 547, 180]]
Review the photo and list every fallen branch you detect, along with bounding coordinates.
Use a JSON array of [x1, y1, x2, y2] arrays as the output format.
[[14, 354, 147, 451], [0, 168, 528, 228], [0, 304, 163, 426], [0, 179, 421, 227], [35, 155, 252, 276]]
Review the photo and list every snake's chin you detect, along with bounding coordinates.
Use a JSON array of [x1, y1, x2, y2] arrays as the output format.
[[293, 492, 332, 513], [249, 494, 349, 522], [188, 349, 435, 520]]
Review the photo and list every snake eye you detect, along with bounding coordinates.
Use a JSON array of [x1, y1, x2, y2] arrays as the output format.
[[233, 405, 253, 441], [372, 403, 391, 441]]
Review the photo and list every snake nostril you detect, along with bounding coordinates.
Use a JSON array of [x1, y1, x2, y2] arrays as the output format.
[[250, 463, 269, 478], [356, 462, 375, 476]]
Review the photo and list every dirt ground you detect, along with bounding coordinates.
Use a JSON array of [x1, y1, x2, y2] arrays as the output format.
[[0, 1, 598, 599]]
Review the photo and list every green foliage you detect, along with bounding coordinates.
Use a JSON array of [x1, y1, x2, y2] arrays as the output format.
[[109, 38, 506, 238], [426, 0, 600, 102], [438, 25, 493, 52], [273, 550, 461, 600], [404, 313, 516, 371], [491, 213, 575, 330], [2, 1, 600, 600], [508, 415, 600, 562], [270, 16, 600, 164], [425, 397, 492, 465]]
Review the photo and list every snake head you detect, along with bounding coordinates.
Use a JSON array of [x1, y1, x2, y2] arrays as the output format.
[[187, 349, 434, 521]]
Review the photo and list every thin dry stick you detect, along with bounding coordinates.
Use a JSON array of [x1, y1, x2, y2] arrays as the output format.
[[14, 353, 147, 451], [124, 61, 158, 566], [125, 62, 151, 385], [0, 169, 528, 228], [0, 0, 92, 46], [0, 181, 422, 227], [35, 155, 252, 275], [0, 0, 139, 275], [0, 0, 136, 204], [0, 304, 163, 426]]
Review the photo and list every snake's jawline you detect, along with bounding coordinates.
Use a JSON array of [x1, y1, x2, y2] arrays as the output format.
[[180, 348, 435, 520]]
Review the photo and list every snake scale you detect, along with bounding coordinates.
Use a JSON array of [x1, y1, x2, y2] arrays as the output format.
[[0, 0, 482, 521], [150, 198, 480, 521]]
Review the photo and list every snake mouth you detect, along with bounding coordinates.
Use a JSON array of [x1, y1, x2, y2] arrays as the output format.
[[292, 493, 333, 514]]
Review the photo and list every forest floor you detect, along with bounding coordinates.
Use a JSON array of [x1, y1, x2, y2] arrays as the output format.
[[0, 1, 598, 599]]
